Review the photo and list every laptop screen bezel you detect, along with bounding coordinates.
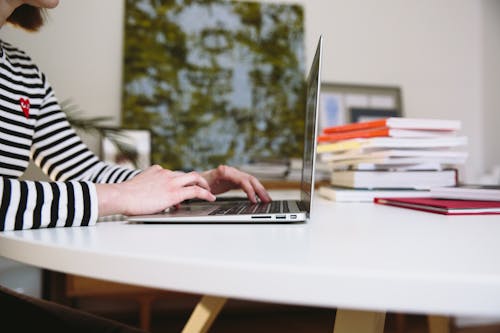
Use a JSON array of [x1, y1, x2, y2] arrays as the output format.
[[300, 36, 323, 214]]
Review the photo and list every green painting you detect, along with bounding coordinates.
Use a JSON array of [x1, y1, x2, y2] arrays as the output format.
[[123, 0, 305, 170]]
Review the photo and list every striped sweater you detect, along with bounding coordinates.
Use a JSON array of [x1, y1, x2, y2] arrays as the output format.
[[0, 40, 140, 231]]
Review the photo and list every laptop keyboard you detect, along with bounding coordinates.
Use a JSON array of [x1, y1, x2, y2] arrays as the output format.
[[209, 200, 292, 216]]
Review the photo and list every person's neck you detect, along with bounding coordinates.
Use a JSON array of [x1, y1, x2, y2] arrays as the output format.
[[0, 0, 24, 28]]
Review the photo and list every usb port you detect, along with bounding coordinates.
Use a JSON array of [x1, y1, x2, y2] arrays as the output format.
[[276, 215, 286, 219], [290, 215, 297, 219]]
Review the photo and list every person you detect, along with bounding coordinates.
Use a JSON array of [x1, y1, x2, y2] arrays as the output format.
[[0, 1, 271, 332], [0, 0, 271, 232]]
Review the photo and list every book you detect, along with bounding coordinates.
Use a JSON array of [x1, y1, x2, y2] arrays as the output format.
[[321, 148, 468, 162], [316, 137, 468, 154], [328, 156, 467, 169], [430, 184, 500, 201], [374, 197, 500, 215], [334, 162, 445, 171], [322, 117, 461, 134], [330, 169, 457, 189], [318, 127, 456, 143], [318, 186, 431, 202]]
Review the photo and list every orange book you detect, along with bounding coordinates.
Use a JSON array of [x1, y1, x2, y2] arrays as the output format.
[[318, 127, 456, 143], [323, 118, 461, 134], [319, 127, 390, 142]]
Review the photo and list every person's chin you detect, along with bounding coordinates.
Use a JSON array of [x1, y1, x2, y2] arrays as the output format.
[[29, 0, 60, 9], [45, 0, 60, 9]]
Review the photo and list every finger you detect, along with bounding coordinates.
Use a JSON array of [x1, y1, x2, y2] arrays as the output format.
[[228, 169, 270, 202], [218, 167, 266, 203], [179, 185, 216, 203], [171, 172, 211, 191], [250, 177, 272, 202], [237, 176, 259, 203]]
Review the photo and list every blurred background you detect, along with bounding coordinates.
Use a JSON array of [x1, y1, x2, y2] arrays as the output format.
[[1, 0, 499, 331]]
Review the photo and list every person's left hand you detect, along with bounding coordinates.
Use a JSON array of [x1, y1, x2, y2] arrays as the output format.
[[201, 165, 272, 203]]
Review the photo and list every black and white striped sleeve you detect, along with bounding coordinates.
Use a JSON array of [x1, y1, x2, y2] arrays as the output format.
[[0, 178, 97, 231]]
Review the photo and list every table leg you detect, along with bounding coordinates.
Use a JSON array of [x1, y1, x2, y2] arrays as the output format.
[[428, 315, 451, 333], [333, 309, 386, 333], [181, 295, 228, 333]]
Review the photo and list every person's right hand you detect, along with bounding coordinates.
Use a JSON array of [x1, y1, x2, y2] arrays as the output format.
[[96, 165, 216, 217]]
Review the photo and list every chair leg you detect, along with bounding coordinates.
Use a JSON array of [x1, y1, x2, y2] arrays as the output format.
[[394, 313, 406, 333], [333, 309, 386, 333], [181, 295, 228, 333], [428, 315, 451, 333], [138, 295, 155, 332]]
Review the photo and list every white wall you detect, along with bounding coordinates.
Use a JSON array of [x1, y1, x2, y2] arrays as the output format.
[[483, 0, 500, 175], [1, 0, 498, 182]]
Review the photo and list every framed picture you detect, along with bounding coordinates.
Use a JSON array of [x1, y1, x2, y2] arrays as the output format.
[[122, 1, 305, 171], [350, 108, 400, 123], [101, 129, 152, 170], [320, 83, 403, 131]]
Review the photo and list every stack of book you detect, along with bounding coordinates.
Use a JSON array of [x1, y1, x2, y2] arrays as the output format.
[[317, 117, 468, 202]]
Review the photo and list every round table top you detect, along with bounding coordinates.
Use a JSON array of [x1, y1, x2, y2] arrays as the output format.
[[2, 191, 500, 317]]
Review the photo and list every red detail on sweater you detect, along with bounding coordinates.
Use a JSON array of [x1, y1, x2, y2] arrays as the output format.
[[19, 97, 30, 118]]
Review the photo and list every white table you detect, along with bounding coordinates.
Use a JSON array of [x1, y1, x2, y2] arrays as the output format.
[[1, 191, 500, 333]]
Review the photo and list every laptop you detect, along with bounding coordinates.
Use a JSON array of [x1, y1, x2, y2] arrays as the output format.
[[128, 36, 323, 224]]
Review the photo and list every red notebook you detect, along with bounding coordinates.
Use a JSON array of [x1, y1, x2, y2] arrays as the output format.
[[374, 197, 500, 215]]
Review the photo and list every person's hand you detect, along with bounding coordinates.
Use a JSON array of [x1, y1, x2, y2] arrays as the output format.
[[96, 165, 216, 216], [201, 165, 272, 203]]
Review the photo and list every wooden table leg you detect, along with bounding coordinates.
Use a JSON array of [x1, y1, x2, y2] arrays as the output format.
[[333, 309, 386, 333], [181, 295, 228, 333], [428, 315, 451, 333]]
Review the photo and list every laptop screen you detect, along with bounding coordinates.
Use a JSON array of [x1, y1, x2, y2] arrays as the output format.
[[300, 36, 323, 213]]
